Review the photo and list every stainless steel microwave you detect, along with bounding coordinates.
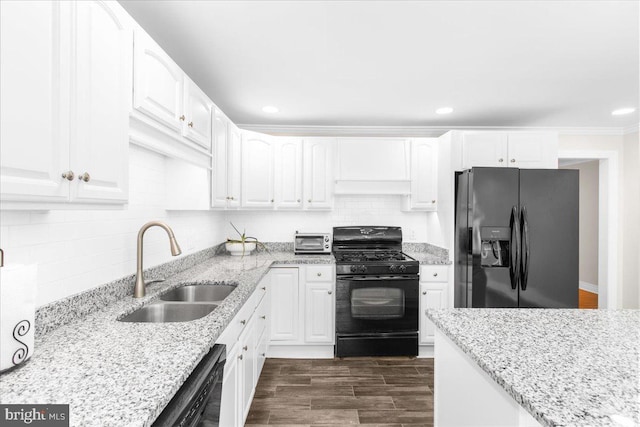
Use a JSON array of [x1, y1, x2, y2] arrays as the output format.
[[294, 232, 332, 254]]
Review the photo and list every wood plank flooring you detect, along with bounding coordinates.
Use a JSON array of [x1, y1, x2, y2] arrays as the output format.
[[246, 357, 434, 426], [579, 289, 598, 309]]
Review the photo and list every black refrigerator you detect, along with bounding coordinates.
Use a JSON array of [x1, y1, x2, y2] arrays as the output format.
[[454, 167, 579, 308]]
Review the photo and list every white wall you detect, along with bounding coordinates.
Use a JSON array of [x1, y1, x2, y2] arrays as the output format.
[[0, 145, 226, 307], [560, 160, 599, 287], [223, 195, 432, 243], [622, 131, 639, 309]]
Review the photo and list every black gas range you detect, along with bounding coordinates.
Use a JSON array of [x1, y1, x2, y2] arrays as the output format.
[[333, 226, 419, 357]]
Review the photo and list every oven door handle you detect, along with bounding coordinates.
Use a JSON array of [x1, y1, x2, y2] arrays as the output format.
[[337, 275, 418, 281]]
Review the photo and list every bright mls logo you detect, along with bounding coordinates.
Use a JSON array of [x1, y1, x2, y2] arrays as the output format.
[[0, 405, 69, 426]]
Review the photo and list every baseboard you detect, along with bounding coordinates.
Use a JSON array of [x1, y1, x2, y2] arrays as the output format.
[[418, 345, 434, 358], [267, 345, 335, 359], [579, 281, 598, 294]]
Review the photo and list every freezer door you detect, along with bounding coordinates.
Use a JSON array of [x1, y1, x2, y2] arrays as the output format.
[[470, 168, 520, 308], [519, 169, 579, 308], [454, 171, 471, 307]]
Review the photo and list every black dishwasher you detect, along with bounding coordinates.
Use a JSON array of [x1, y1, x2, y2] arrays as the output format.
[[153, 344, 225, 427]]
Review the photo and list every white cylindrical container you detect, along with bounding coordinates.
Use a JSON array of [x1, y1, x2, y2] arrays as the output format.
[[0, 263, 37, 373]]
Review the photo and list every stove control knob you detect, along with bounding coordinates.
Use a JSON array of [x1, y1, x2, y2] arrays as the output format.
[[350, 265, 358, 273], [359, 265, 367, 273], [398, 265, 407, 273], [389, 265, 397, 272]]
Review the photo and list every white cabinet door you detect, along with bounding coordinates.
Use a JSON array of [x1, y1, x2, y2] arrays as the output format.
[[304, 281, 335, 343], [72, 0, 131, 203], [241, 131, 274, 208], [227, 124, 242, 208], [219, 342, 241, 427], [420, 282, 448, 345], [269, 268, 300, 342], [0, 0, 69, 202], [211, 108, 229, 208], [133, 29, 184, 132], [507, 133, 558, 169], [183, 77, 212, 148], [275, 138, 303, 209], [461, 133, 508, 169], [303, 139, 334, 209], [408, 138, 438, 210], [239, 313, 257, 424]]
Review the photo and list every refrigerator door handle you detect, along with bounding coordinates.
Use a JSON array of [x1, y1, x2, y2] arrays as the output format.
[[509, 206, 521, 290], [520, 205, 531, 291]]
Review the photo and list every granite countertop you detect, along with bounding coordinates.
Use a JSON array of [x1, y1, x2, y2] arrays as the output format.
[[426, 308, 640, 427], [0, 251, 333, 427], [407, 251, 452, 265]]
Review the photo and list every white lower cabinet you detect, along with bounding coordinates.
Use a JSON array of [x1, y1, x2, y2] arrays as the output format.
[[419, 265, 450, 346], [217, 281, 269, 427], [269, 265, 335, 357]]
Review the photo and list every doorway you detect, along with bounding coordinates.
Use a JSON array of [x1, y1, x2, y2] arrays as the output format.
[[558, 150, 619, 309]]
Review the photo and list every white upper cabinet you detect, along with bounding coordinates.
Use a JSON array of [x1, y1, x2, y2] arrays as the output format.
[[507, 133, 558, 168], [211, 108, 229, 208], [461, 132, 508, 169], [241, 131, 275, 208], [1, 0, 131, 207], [183, 77, 212, 149], [303, 138, 334, 209], [461, 132, 558, 170], [274, 138, 303, 209], [1, 1, 69, 203], [72, 0, 132, 203], [133, 30, 183, 133], [405, 138, 438, 211]]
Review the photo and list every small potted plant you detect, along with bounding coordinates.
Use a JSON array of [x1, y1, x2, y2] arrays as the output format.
[[225, 222, 264, 256]]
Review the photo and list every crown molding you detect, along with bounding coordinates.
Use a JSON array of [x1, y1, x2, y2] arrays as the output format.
[[622, 124, 639, 135], [237, 124, 630, 137]]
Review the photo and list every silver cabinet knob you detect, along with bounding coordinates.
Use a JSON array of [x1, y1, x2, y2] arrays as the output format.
[[62, 171, 74, 181], [432, 199, 436, 203], [188, 121, 194, 128], [433, 273, 438, 277], [231, 196, 235, 200], [498, 158, 504, 163], [297, 199, 301, 203], [261, 353, 266, 357], [240, 319, 246, 325], [328, 290, 333, 295], [78, 172, 90, 182], [510, 159, 516, 163], [260, 315, 266, 320], [179, 115, 185, 121], [271, 199, 274, 203], [238, 354, 243, 360], [243, 345, 248, 351], [262, 287, 266, 291], [317, 272, 322, 277], [423, 291, 427, 295], [308, 199, 312, 203]]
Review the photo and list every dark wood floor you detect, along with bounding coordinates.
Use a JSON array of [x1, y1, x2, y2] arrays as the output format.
[[246, 357, 434, 426]]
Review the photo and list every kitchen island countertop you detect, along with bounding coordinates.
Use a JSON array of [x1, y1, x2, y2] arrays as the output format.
[[425, 308, 640, 427]]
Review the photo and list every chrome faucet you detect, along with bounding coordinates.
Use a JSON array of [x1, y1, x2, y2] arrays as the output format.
[[134, 221, 182, 298]]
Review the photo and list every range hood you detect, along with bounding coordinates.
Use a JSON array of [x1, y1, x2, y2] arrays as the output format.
[[333, 138, 411, 195]]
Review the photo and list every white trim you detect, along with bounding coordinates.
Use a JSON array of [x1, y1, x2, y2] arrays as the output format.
[[418, 345, 434, 358], [579, 281, 599, 294], [238, 124, 629, 137], [623, 124, 640, 135], [266, 345, 334, 359], [558, 149, 619, 309]]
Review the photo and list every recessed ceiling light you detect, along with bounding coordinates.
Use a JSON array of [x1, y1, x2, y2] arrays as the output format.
[[611, 107, 635, 116], [436, 107, 453, 115], [262, 105, 279, 114]]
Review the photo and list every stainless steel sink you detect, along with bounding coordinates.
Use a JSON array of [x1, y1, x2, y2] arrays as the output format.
[[160, 284, 236, 303], [119, 302, 217, 323]]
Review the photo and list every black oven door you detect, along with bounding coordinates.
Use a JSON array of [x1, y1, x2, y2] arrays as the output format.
[[336, 275, 419, 335]]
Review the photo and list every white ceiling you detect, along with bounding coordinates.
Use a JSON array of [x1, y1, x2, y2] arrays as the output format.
[[119, 1, 639, 129]]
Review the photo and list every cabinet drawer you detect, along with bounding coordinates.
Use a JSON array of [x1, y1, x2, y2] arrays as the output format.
[[217, 292, 257, 345], [420, 265, 449, 282], [305, 265, 334, 282]]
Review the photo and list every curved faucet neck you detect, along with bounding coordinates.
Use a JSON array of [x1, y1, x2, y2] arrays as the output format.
[[134, 221, 182, 298]]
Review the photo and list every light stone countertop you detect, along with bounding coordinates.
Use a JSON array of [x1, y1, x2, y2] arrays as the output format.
[[425, 308, 640, 427], [0, 251, 332, 427]]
